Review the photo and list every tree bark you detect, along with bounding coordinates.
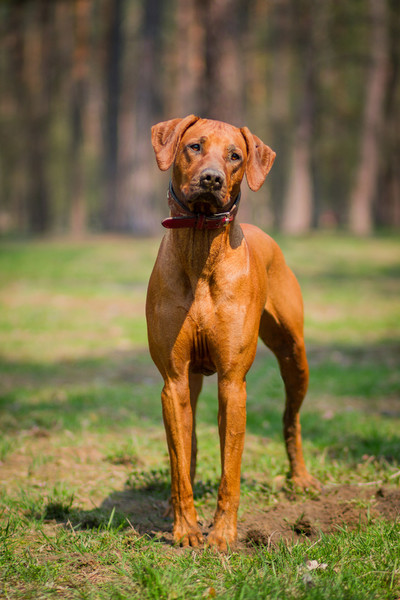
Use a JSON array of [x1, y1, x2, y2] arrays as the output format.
[[281, 0, 315, 234], [269, 0, 292, 229], [2, 4, 28, 232], [174, 0, 204, 117], [69, 0, 90, 237], [24, 1, 52, 233], [103, 0, 123, 230], [375, 0, 399, 229], [200, 0, 244, 126], [129, 0, 163, 234], [349, 0, 389, 235]]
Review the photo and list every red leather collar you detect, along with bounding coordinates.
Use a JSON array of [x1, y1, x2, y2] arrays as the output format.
[[162, 182, 241, 230]]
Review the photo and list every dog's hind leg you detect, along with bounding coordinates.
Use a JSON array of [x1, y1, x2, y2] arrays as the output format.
[[258, 271, 321, 491]]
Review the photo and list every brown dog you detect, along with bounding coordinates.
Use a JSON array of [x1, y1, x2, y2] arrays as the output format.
[[146, 115, 320, 551]]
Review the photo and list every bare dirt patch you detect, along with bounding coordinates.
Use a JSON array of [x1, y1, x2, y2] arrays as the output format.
[[100, 482, 400, 549], [238, 484, 400, 548], [2, 434, 398, 551]]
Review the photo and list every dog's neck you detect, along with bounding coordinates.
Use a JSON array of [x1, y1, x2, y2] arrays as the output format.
[[168, 214, 244, 282], [164, 180, 244, 280]]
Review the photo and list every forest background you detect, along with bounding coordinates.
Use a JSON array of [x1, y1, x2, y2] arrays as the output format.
[[0, 0, 399, 237]]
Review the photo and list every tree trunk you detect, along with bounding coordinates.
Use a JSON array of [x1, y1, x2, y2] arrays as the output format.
[[200, 0, 244, 126], [2, 4, 28, 232], [269, 0, 292, 229], [349, 0, 389, 235], [128, 0, 163, 234], [69, 0, 90, 237], [281, 1, 315, 234], [174, 0, 204, 117], [375, 0, 400, 229], [24, 1, 52, 233], [103, 0, 123, 230]]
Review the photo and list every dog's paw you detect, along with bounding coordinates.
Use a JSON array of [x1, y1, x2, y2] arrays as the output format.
[[291, 472, 322, 493], [173, 521, 203, 548], [207, 522, 237, 553]]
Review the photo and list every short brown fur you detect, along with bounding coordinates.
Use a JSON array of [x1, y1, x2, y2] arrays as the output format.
[[146, 116, 320, 551]]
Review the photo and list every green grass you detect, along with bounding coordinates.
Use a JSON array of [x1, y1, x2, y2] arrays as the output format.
[[0, 233, 399, 599], [1, 517, 399, 599]]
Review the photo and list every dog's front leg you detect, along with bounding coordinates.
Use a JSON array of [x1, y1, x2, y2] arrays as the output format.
[[208, 376, 247, 552], [162, 377, 203, 547]]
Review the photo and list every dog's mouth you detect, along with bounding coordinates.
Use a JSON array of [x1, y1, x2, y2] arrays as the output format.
[[186, 191, 223, 215]]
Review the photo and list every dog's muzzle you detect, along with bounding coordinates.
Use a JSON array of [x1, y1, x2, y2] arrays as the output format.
[[162, 182, 241, 230]]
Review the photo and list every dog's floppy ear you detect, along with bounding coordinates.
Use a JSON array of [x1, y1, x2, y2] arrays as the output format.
[[240, 127, 276, 192], [151, 115, 200, 171]]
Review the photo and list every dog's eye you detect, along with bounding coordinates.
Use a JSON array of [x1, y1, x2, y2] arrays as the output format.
[[190, 143, 201, 152], [231, 152, 241, 161]]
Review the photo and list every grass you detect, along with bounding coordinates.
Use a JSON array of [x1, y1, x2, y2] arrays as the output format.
[[1, 518, 398, 599], [0, 233, 399, 599]]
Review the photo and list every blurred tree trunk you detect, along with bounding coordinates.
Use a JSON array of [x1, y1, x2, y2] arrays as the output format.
[[69, 0, 90, 236], [376, 0, 400, 229], [269, 0, 292, 229], [116, 3, 139, 232], [24, 1, 52, 233], [174, 0, 204, 116], [3, 4, 28, 232], [200, 0, 244, 125], [103, 0, 123, 230], [349, 0, 389, 235], [281, 0, 315, 234], [129, 0, 163, 234]]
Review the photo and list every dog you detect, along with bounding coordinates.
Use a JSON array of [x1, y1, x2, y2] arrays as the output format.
[[146, 115, 320, 551]]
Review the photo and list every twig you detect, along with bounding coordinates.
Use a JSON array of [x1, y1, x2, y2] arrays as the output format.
[[357, 480, 383, 486]]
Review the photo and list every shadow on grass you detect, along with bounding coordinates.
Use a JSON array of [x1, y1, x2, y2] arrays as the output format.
[[37, 469, 173, 539], [0, 348, 158, 389], [1, 341, 399, 463], [300, 263, 400, 296], [38, 465, 400, 546], [38, 469, 276, 541]]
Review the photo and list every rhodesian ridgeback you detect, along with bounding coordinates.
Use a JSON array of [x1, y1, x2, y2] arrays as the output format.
[[146, 115, 320, 551]]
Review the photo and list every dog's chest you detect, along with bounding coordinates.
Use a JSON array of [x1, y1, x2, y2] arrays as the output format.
[[184, 281, 244, 376]]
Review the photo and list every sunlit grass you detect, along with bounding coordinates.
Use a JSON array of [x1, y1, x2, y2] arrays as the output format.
[[0, 233, 399, 599]]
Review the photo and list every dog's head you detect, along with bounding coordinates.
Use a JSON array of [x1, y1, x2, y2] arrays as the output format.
[[151, 116, 275, 214]]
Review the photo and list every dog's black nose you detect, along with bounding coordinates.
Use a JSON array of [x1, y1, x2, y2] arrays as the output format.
[[199, 169, 224, 191]]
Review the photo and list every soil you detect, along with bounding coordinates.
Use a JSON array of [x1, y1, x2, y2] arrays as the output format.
[[101, 483, 400, 549], [2, 434, 399, 550], [238, 484, 400, 548]]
